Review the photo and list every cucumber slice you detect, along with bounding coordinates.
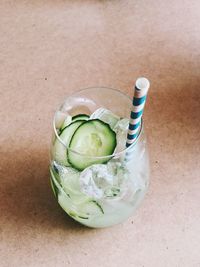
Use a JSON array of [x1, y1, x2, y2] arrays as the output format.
[[51, 162, 61, 183], [58, 193, 104, 221], [51, 163, 91, 204], [78, 200, 104, 216], [59, 168, 90, 204], [54, 111, 69, 129], [52, 120, 84, 166], [60, 114, 89, 134], [60, 116, 72, 131], [60, 114, 89, 132], [68, 119, 117, 170], [50, 175, 58, 198], [72, 114, 89, 122], [50, 165, 104, 222]]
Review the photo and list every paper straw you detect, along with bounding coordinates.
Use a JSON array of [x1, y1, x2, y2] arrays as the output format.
[[126, 77, 150, 147]]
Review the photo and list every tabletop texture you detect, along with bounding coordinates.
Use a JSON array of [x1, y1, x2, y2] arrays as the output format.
[[0, 1, 200, 266]]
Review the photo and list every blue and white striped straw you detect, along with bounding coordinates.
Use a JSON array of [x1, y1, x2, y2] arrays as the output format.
[[126, 77, 150, 147]]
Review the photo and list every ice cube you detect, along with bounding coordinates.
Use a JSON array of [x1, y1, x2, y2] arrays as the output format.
[[79, 162, 132, 200], [113, 118, 129, 152], [80, 164, 112, 199], [61, 116, 72, 129], [90, 108, 120, 129], [52, 161, 80, 193]]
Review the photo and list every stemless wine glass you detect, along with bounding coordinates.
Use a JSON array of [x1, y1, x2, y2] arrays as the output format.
[[50, 87, 150, 228]]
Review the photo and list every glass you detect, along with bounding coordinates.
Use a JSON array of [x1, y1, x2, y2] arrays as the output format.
[[49, 87, 150, 228]]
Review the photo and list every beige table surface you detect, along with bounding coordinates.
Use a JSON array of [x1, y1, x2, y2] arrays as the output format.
[[0, 1, 200, 266]]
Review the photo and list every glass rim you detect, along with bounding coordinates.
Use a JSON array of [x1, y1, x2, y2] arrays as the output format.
[[53, 86, 144, 159]]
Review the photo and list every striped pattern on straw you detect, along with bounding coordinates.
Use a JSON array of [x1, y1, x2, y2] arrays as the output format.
[[126, 77, 150, 147]]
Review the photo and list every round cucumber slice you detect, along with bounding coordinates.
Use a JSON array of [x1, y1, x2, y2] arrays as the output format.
[[68, 119, 117, 170], [50, 176, 58, 198], [51, 163, 91, 204], [52, 120, 84, 166], [59, 168, 90, 204], [60, 114, 89, 132], [60, 114, 89, 133], [78, 200, 104, 216], [60, 116, 72, 131], [50, 164, 104, 222], [58, 192, 104, 221], [72, 114, 89, 122]]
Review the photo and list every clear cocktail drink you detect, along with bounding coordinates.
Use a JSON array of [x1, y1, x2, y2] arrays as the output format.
[[50, 87, 149, 228]]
